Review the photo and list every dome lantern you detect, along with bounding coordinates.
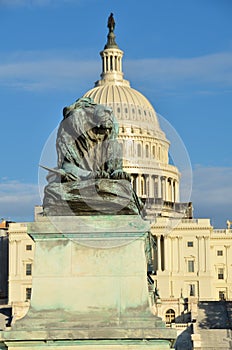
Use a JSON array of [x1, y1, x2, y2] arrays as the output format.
[[96, 13, 128, 87]]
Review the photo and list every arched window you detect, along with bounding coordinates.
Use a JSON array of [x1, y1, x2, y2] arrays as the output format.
[[152, 145, 156, 158], [158, 146, 161, 160], [137, 144, 142, 157], [165, 309, 175, 324], [145, 144, 149, 158]]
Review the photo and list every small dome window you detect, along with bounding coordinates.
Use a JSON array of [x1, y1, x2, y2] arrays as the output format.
[[152, 145, 156, 158], [144, 111, 147, 116], [117, 107, 120, 113], [132, 108, 135, 113], [125, 108, 128, 113], [138, 109, 141, 115], [145, 144, 149, 158]]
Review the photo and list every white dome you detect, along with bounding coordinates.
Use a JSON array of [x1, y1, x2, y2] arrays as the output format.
[[84, 84, 159, 129], [83, 83, 167, 142]]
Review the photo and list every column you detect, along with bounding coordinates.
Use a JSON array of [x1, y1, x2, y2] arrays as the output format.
[[177, 236, 183, 273], [204, 236, 210, 272], [144, 174, 148, 198], [197, 236, 204, 273], [157, 235, 161, 272], [148, 175, 152, 199], [161, 176, 166, 201], [197, 236, 200, 272], [151, 175, 156, 198], [133, 174, 138, 192], [136, 174, 141, 197], [172, 237, 178, 273], [164, 235, 169, 271], [16, 240, 20, 276], [225, 245, 230, 283], [173, 181, 176, 202], [165, 178, 169, 201], [170, 237, 174, 273], [158, 176, 162, 198], [175, 181, 180, 202], [167, 178, 171, 202], [10, 240, 17, 277], [171, 179, 175, 202]]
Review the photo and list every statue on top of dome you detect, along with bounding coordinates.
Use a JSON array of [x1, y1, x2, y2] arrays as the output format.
[[107, 13, 115, 33]]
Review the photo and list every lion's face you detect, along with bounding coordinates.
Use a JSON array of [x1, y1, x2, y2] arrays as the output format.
[[93, 105, 114, 134]]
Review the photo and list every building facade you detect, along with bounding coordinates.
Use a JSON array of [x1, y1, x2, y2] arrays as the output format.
[[7, 222, 34, 321]]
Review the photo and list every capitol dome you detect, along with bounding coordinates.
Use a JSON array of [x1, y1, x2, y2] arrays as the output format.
[[83, 14, 180, 206]]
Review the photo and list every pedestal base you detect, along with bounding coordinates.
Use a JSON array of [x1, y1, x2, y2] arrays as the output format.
[[0, 216, 176, 349], [3, 339, 173, 350]]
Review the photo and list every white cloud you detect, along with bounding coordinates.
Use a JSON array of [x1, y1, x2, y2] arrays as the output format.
[[191, 166, 232, 227], [0, 54, 99, 91], [0, 180, 41, 221], [0, 51, 231, 93], [125, 52, 232, 90]]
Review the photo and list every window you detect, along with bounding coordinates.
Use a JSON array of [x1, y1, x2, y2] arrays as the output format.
[[189, 284, 195, 296], [219, 291, 226, 300], [188, 260, 194, 273], [145, 144, 149, 158], [137, 144, 142, 157], [217, 250, 223, 256], [187, 241, 193, 247], [26, 263, 32, 276], [117, 107, 120, 113], [26, 245, 32, 251], [165, 309, 175, 324], [218, 268, 224, 280], [152, 145, 156, 158], [26, 288, 32, 301]]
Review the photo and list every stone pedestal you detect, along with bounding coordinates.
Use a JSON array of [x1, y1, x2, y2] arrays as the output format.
[[0, 215, 176, 349]]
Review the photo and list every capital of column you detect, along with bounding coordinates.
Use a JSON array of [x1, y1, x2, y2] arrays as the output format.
[[196, 235, 203, 240]]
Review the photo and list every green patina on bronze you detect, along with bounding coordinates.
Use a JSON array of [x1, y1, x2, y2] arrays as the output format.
[[42, 97, 143, 216]]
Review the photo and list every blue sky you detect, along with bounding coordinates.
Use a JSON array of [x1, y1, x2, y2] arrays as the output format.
[[0, 0, 232, 227]]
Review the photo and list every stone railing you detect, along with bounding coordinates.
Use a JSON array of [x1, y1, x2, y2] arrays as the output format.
[[213, 229, 232, 235]]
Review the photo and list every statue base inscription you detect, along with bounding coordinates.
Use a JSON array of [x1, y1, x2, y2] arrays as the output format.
[[0, 216, 176, 349]]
